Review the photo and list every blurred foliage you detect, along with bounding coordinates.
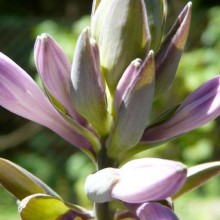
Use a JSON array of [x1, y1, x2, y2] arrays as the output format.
[[0, 0, 220, 219]]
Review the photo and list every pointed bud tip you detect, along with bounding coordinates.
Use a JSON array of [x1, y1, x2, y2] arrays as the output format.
[[81, 27, 91, 36], [36, 33, 50, 43], [187, 2, 192, 8], [80, 27, 94, 45], [181, 1, 192, 20], [148, 50, 155, 60], [132, 58, 142, 67]]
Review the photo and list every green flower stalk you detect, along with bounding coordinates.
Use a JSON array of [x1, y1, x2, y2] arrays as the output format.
[[0, 0, 220, 219]]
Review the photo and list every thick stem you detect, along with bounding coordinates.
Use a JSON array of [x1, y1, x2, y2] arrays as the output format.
[[94, 202, 113, 220], [94, 145, 116, 220]]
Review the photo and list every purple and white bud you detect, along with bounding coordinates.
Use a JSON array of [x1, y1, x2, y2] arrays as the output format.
[[85, 158, 187, 203]]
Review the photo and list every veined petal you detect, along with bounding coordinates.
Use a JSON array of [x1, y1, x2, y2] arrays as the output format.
[[140, 76, 220, 145], [71, 28, 112, 137], [91, 0, 150, 92], [107, 52, 155, 160], [127, 202, 179, 220], [34, 34, 85, 124], [155, 2, 192, 98], [0, 52, 96, 153], [111, 158, 187, 203]]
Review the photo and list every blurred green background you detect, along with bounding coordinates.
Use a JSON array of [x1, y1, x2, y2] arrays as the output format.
[[0, 0, 220, 219]]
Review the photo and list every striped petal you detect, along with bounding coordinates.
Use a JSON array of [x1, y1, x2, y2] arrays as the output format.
[[0, 52, 95, 152], [140, 76, 220, 145], [111, 158, 186, 203], [34, 34, 85, 124]]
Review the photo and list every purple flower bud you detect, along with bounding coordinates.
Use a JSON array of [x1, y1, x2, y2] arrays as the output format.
[[111, 158, 186, 203], [85, 158, 187, 203], [34, 34, 85, 124], [107, 52, 155, 160]]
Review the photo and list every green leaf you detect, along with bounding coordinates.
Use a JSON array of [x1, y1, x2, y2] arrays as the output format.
[[173, 161, 220, 199], [0, 158, 60, 200], [19, 194, 92, 220]]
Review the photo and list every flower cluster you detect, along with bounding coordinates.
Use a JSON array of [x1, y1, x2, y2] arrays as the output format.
[[0, 0, 220, 219]]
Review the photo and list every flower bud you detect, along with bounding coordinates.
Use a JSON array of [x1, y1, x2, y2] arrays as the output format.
[[111, 158, 187, 203], [85, 158, 187, 204], [71, 28, 112, 137], [91, 0, 151, 93], [34, 34, 85, 123], [107, 51, 155, 160], [154, 2, 192, 98]]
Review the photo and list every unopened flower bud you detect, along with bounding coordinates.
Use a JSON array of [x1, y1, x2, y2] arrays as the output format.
[[91, 0, 151, 93]]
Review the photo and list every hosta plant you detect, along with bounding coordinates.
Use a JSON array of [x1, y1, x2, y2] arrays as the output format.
[[0, 0, 220, 219]]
